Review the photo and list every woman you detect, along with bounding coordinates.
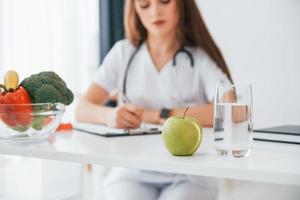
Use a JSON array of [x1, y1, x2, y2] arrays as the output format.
[[76, 0, 232, 199]]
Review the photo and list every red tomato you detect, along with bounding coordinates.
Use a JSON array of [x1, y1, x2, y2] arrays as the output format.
[[0, 86, 32, 127], [0, 93, 16, 126]]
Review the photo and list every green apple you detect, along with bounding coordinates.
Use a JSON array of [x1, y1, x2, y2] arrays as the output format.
[[162, 108, 202, 156]]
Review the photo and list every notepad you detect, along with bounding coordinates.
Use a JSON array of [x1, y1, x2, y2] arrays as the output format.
[[254, 125, 300, 145], [73, 122, 162, 137]]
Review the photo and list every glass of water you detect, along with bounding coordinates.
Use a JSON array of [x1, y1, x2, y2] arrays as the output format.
[[213, 84, 253, 158]]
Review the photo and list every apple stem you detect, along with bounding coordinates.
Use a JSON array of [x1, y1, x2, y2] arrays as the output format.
[[183, 107, 189, 119]]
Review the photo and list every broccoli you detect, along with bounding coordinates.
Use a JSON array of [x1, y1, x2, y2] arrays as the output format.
[[20, 71, 74, 105]]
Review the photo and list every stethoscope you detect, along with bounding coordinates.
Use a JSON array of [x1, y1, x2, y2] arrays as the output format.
[[122, 43, 195, 95]]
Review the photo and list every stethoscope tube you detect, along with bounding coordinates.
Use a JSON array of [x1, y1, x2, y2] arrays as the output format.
[[122, 45, 142, 95], [173, 48, 194, 67], [122, 44, 194, 95]]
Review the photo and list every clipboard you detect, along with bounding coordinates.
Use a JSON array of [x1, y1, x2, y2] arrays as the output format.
[[73, 122, 162, 137], [254, 125, 300, 145]]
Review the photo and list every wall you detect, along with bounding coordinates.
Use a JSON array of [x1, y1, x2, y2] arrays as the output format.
[[197, 0, 300, 128], [0, 0, 100, 95]]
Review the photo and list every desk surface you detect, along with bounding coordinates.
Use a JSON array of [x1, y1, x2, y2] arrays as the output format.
[[0, 129, 299, 185]]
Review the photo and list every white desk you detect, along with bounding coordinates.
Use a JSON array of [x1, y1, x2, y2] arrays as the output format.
[[0, 129, 299, 186]]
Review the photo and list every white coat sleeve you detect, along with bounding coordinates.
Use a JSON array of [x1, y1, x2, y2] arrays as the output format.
[[93, 41, 123, 93], [200, 54, 231, 102]]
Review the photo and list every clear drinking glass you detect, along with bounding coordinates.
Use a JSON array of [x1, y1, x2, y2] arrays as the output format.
[[213, 84, 253, 158]]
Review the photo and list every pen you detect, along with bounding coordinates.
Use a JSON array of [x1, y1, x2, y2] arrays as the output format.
[[120, 92, 131, 104]]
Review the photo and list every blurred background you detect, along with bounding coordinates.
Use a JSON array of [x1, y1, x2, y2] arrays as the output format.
[[0, 0, 299, 199]]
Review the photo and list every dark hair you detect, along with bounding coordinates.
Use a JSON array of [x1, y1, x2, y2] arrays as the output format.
[[124, 0, 233, 83]]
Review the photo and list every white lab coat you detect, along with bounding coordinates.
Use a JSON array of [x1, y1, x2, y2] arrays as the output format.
[[94, 39, 230, 199]]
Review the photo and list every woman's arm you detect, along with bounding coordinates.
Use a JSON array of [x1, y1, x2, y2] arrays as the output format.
[[142, 103, 214, 127], [76, 83, 143, 128], [75, 83, 113, 125], [142, 90, 248, 127], [171, 104, 214, 127]]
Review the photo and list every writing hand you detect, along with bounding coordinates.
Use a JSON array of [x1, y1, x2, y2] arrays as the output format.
[[107, 104, 143, 128]]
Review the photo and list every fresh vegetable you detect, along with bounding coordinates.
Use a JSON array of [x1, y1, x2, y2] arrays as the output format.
[[31, 116, 53, 130], [4, 70, 19, 90], [20, 71, 73, 131], [0, 70, 74, 133], [20, 71, 74, 105], [56, 123, 73, 132], [0, 71, 32, 128]]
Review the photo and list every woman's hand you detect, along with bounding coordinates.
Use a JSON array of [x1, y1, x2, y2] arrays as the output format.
[[232, 105, 249, 123], [223, 90, 249, 123], [142, 109, 162, 124], [107, 104, 143, 128]]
